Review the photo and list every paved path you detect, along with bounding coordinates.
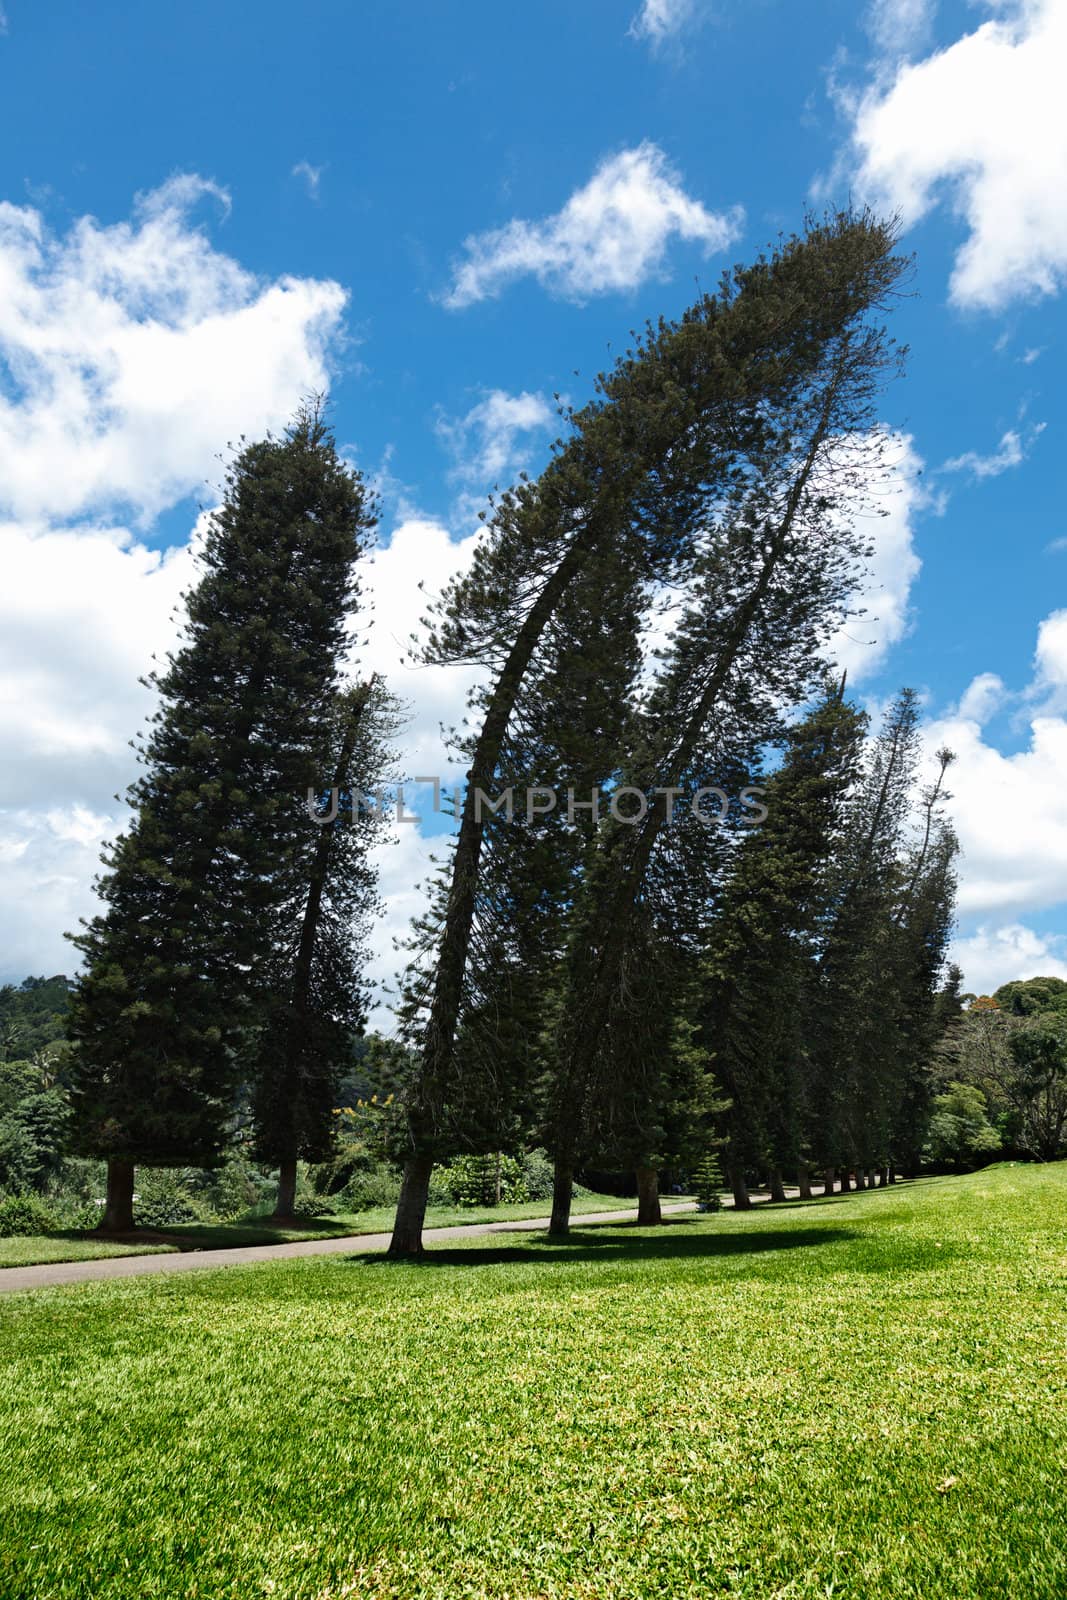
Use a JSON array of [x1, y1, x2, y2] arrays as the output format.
[[0, 1202, 699, 1296]]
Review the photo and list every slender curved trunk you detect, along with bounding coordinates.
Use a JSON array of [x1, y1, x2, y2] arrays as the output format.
[[823, 1166, 836, 1196], [99, 1157, 135, 1233], [549, 1157, 573, 1237], [769, 1166, 787, 1203], [389, 1156, 434, 1256], [271, 1156, 298, 1220], [636, 1166, 662, 1225], [797, 1162, 812, 1200], [728, 1164, 752, 1210]]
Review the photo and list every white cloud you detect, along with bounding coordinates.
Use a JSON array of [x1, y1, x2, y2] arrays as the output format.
[[864, 0, 936, 58], [922, 704, 1067, 919], [359, 515, 483, 780], [628, 0, 699, 51], [827, 432, 925, 682], [845, 0, 1067, 308], [0, 176, 346, 523], [442, 143, 742, 308], [956, 671, 1006, 725], [942, 427, 1030, 480], [0, 177, 352, 983], [951, 922, 1067, 997], [436, 388, 556, 487], [292, 161, 323, 200]]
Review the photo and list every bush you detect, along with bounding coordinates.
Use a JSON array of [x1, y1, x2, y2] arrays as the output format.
[[134, 1169, 205, 1229], [0, 1192, 59, 1236], [197, 1157, 273, 1221], [338, 1165, 401, 1213], [519, 1148, 555, 1203]]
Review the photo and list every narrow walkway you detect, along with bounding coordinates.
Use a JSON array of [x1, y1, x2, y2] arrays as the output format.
[[0, 1202, 699, 1295]]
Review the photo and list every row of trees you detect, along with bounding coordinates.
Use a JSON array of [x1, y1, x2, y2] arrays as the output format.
[[58, 210, 967, 1244], [382, 208, 962, 1250]]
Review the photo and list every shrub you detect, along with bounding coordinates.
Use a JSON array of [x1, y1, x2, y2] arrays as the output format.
[[0, 1192, 58, 1236], [134, 1169, 204, 1229], [338, 1164, 401, 1213]]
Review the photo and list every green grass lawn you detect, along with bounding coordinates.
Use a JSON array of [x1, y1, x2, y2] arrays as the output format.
[[1, 1164, 1065, 1599], [0, 1189, 646, 1269]]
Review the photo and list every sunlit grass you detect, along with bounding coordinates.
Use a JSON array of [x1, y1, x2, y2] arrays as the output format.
[[1, 1164, 1065, 1598]]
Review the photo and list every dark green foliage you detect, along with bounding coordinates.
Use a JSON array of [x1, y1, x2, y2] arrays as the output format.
[[67, 404, 377, 1171], [0, 975, 71, 1059], [0, 1054, 71, 1193], [993, 976, 1067, 1018], [248, 676, 399, 1177], [700, 684, 867, 1182], [0, 1192, 58, 1236]]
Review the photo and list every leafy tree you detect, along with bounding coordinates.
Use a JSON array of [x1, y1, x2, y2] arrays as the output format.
[[1007, 1017, 1067, 1161], [67, 403, 376, 1230], [923, 1082, 1001, 1169], [993, 977, 1067, 1019]]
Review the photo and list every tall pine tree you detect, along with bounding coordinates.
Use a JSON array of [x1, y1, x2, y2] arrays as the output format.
[[68, 403, 376, 1230]]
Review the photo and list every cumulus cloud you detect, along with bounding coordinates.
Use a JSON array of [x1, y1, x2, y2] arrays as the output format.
[[844, 0, 1067, 308], [0, 176, 346, 524], [359, 515, 483, 780], [0, 177, 351, 982], [826, 432, 925, 683], [442, 143, 742, 308], [951, 923, 1067, 997]]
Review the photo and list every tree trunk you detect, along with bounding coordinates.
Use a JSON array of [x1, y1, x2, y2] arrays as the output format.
[[388, 1155, 434, 1256], [636, 1166, 662, 1225], [99, 1157, 135, 1233], [271, 1156, 298, 1220], [877, 1164, 889, 1187], [549, 1157, 573, 1237], [865, 1166, 876, 1189], [728, 1164, 752, 1210], [823, 1166, 836, 1196], [888, 1163, 897, 1185], [769, 1166, 787, 1203], [839, 1169, 852, 1192], [797, 1162, 812, 1200]]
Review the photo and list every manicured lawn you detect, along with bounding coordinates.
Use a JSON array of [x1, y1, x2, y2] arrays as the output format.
[[1, 1165, 1065, 1598], [0, 1190, 645, 1269]]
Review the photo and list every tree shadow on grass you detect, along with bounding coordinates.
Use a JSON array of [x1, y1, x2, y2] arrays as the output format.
[[351, 1224, 859, 1271]]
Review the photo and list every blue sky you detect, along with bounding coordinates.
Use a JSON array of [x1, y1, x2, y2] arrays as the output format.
[[1, 0, 1065, 1001]]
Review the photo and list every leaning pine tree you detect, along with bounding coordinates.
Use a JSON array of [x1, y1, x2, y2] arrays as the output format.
[[389, 209, 910, 1255], [67, 403, 377, 1231]]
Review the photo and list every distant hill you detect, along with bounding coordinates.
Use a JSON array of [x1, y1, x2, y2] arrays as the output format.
[[0, 976, 72, 1059]]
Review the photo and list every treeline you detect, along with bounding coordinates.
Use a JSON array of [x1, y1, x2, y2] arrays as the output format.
[[7, 211, 980, 1242]]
